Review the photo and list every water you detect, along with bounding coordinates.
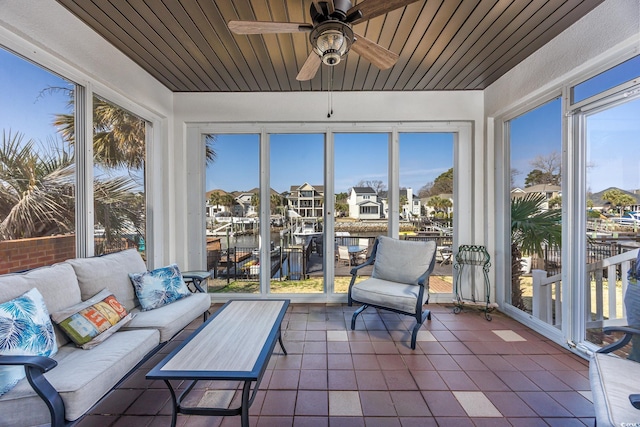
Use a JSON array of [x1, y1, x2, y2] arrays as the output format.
[[220, 231, 287, 251]]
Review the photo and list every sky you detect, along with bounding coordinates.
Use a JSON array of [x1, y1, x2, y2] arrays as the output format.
[[0, 48, 72, 145], [2, 45, 639, 198], [205, 132, 454, 195]]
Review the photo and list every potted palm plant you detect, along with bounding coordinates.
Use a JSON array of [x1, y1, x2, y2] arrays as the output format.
[[511, 193, 562, 310]]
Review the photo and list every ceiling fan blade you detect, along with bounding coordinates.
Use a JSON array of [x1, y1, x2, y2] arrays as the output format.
[[351, 33, 399, 70], [326, 0, 336, 15], [296, 52, 322, 81], [346, 0, 422, 24], [228, 20, 313, 34]]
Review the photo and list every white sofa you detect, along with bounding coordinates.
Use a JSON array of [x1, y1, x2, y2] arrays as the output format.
[[0, 249, 212, 427]]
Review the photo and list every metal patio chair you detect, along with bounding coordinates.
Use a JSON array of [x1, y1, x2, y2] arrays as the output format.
[[348, 236, 437, 349]]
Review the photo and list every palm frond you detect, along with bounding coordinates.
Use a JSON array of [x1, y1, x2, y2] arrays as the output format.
[[511, 193, 562, 256]]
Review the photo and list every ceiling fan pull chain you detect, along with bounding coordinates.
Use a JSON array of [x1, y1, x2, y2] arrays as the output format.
[[327, 66, 334, 118]]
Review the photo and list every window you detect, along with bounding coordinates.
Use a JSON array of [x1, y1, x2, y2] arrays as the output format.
[[572, 55, 640, 103], [507, 98, 562, 318], [93, 96, 147, 258], [583, 96, 640, 348], [0, 48, 76, 272], [399, 133, 454, 293], [205, 134, 259, 294], [271, 134, 324, 293]]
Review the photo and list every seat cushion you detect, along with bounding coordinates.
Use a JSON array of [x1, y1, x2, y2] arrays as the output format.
[[0, 263, 82, 348], [0, 328, 160, 425], [351, 277, 428, 314], [590, 352, 640, 427], [372, 236, 436, 284], [66, 249, 147, 312], [124, 292, 211, 342]]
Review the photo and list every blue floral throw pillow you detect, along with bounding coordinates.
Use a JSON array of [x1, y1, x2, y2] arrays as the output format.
[[129, 264, 191, 311], [0, 288, 58, 396]]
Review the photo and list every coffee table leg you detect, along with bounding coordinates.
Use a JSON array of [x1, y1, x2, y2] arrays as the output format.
[[164, 380, 179, 427], [241, 380, 252, 427], [278, 327, 287, 355]]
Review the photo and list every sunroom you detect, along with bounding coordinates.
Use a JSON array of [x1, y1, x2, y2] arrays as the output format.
[[1, 0, 640, 425]]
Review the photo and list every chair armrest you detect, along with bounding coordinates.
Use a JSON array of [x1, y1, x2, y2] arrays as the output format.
[[597, 326, 640, 354], [630, 394, 640, 410], [0, 355, 65, 426], [0, 354, 57, 371], [416, 270, 431, 287], [349, 256, 375, 276]]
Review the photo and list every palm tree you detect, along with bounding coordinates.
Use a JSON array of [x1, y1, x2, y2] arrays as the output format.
[[0, 131, 139, 241], [427, 195, 453, 218], [209, 191, 223, 213], [511, 193, 562, 310], [0, 132, 74, 239], [49, 89, 217, 169], [270, 193, 282, 214]]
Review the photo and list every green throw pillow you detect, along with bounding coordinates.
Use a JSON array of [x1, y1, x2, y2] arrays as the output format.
[[51, 289, 133, 350]]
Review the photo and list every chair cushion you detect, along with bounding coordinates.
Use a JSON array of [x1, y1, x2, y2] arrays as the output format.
[[351, 277, 428, 314], [590, 352, 640, 427], [51, 289, 133, 349], [128, 264, 191, 311], [372, 236, 436, 284], [0, 288, 58, 396], [66, 249, 147, 312]]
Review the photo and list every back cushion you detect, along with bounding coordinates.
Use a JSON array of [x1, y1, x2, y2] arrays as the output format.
[[0, 263, 82, 347], [372, 236, 436, 284], [66, 249, 146, 311]]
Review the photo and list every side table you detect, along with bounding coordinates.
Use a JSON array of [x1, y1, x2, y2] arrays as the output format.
[[182, 271, 211, 293]]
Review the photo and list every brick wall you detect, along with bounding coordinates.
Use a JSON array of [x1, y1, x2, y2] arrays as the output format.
[[0, 235, 76, 274]]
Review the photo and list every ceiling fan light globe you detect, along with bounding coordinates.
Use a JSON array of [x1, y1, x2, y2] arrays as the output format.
[[322, 51, 341, 66], [310, 21, 353, 66], [317, 30, 345, 53]]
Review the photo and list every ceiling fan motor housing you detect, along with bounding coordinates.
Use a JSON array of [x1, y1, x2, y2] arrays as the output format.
[[310, 0, 353, 24]]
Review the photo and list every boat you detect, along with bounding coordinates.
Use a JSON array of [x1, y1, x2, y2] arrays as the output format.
[[609, 212, 640, 227], [293, 220, 322, 237]]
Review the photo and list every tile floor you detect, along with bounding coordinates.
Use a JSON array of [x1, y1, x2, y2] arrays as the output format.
[[76, 303, 595, 426]]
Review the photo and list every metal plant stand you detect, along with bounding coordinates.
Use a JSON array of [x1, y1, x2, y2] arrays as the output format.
[[453, 245, 494, 320]]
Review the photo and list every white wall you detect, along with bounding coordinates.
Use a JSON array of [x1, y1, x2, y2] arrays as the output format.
[[173, 91, 486, 280], [484, 0, 640, 336], [0, 0, 175, 267]]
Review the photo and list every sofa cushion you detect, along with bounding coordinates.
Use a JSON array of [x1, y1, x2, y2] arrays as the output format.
[[590, 352, 640, 427], [51, 289, 133, 350], [0, 328, 160, 425], [0, 288, 58, 396], [129, 264, 191, 311], [124, 292, 211, 342], [372, 236, 436, 285], [66, 249, 146, 312], [351, 277, 428, 314], [0, 262, 82, 348]]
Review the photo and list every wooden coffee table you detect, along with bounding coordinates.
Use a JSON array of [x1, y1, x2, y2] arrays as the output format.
[[147, 299, 289, 427]]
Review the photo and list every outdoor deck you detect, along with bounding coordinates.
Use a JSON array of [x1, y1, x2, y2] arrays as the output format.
[[75, 302, 595, 426]]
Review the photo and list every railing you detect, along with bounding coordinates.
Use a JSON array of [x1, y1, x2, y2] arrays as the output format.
[[532, 247, 639, 329], [216, 244, 311, 282]]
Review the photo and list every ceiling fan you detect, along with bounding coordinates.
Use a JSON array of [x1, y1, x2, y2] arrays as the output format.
[[228, 0, 421, 81]]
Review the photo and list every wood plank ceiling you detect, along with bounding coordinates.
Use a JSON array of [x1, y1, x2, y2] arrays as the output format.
[[55, 0, 604, 92]]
